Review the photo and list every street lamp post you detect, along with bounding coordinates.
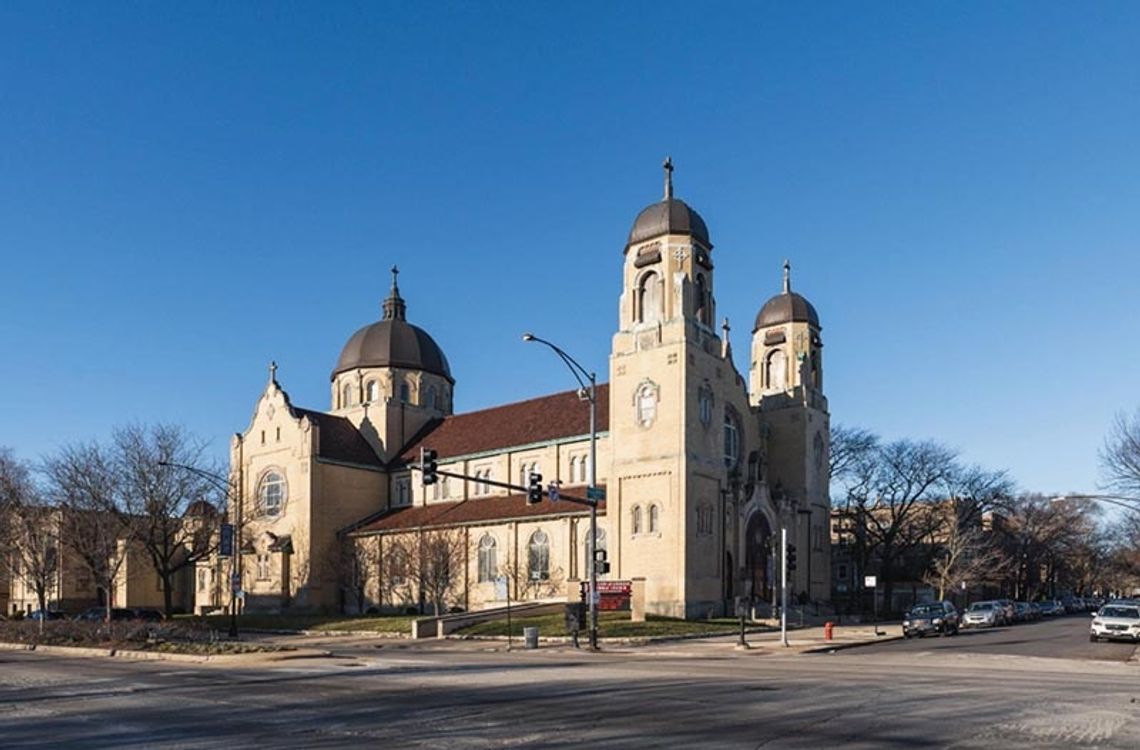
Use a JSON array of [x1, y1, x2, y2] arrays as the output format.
[[158, 460, 241, 638], [522, 333, 600, 651]]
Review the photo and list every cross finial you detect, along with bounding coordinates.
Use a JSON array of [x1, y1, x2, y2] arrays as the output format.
[[269, 360, 278, 382], [722, 317, 730, 336], [382, 264, 407, 321], [782, 259, 791, 294], [663, 156, 674, 200]]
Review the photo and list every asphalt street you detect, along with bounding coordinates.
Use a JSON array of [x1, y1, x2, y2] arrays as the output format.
[[854, 612, 1138, 662], [1, 615, 1137, 749]]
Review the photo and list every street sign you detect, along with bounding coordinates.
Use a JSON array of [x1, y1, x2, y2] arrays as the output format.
[[586, 486, 605, 501], [548, 482, 560, 502], [219, 523, 234, 557], [231, 571, 241, 594], [494, 575, 508, 601], [864, 575, 877, 588]]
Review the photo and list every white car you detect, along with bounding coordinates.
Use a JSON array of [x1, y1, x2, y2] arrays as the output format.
[[963, 601, 1001, 628], [1089, 604, 1140, 642]]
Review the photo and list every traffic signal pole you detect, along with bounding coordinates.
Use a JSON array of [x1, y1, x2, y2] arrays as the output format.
[[780, 527, 789, 647]]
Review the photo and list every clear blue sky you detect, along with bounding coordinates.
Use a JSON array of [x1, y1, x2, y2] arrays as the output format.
[[2, 3, 1138, 495]]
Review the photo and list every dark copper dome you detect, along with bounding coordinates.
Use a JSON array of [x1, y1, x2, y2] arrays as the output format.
[[332, 268, 453, 383], [625, 157, 711, 251], [754, 261, 820, 331]]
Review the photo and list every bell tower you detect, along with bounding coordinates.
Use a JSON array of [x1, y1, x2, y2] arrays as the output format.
[[610, 159, 740, 618], [750, 261, 830, 602]]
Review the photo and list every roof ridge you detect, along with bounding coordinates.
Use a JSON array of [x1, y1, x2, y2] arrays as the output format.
[[446, 383, 609, 421]]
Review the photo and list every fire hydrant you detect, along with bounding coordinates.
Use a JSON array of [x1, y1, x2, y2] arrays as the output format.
[[823, 621, 835, 641]]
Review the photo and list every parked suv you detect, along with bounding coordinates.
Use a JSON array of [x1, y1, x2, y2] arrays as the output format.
[[903, 601, 960, 638], [1090, 603, 1140, 643]]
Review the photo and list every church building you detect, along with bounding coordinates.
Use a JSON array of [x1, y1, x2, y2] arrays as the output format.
[[197, 162, 831, 619]]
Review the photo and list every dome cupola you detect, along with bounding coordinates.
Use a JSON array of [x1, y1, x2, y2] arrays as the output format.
[[625, 157, 711, 251], [754, 260, 819, 331], [332, 267, 453, 383]]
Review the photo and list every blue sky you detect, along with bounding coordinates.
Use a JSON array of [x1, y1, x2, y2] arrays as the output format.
[[1, 3, 1138, 495]]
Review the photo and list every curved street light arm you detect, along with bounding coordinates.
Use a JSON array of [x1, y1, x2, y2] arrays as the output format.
[[522, 333, 596, 398]]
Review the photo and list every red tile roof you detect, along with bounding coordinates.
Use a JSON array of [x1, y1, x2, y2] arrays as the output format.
[[397, 384, 610, 463], [294, 408, 385, 468], [352, 486, 606, 534]]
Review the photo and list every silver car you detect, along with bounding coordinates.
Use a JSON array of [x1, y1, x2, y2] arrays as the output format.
[[963, 601, 1001, 628], [1090, 604, 1140, 642]]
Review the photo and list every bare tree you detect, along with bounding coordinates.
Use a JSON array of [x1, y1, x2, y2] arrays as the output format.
[[829, 425, 878, 483], [923, 523, 1010, 600], [0, 449, 60, 616], [42, 442, 129, 622], [840, 438, 959, 611], [1101, 408, 1140, 497], [331, 535, 382, 614], [114, 424, 223, 616], [416, 528, 468, 615]]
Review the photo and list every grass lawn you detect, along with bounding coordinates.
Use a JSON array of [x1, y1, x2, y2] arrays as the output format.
[[457, 612, 772, 639], [181, 614, 419, 635]]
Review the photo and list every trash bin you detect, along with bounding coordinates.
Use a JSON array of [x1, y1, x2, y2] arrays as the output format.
[[523, 626, 539, 650]]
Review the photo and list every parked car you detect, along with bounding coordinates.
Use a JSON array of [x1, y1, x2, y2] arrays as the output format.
[[1090, 603, 1140, 643], [963, 601, 1002, 628], [27, 609, 66, 621], [903, 601, 960, 638], [75, 607, 137, 622], [131, 608, 164, 622]]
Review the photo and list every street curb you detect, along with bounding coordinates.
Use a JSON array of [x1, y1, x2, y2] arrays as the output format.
[[0, 641, 330, 664], [799, 634, 905, 654], [447, 626, 780, 647]]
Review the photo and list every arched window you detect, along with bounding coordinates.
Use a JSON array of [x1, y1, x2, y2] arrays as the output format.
[[342, 383, 353, 408], [636, 383, 658, 427], [365, 380, 379, 403], [579, 455, 589, 483], [638, 272, 661, 323], [258, 471, 286, 517], [767, 349, 787, 391], [632, 505, 643, 534], [724, 411, 740, 469], [477, 534, 497, 583], [695, 273, 709, 325], [527, 530, 550, 581], [584, 527, 608, 578], [569, 456, 579, 484], [441, 476, 450, 499], [649, 504, 660, 534], [399, 381, 410, 403]]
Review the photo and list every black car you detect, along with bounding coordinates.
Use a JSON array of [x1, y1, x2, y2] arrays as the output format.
[[903, 601, 960, 638], [131, 608, 164, 622], [75, 607, 138, 622]]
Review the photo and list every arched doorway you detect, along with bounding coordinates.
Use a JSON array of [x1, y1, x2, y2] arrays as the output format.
[[744, 513, 773, 602]]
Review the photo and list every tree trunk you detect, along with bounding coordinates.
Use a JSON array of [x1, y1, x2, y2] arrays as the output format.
[[162, 572, 175, 617]]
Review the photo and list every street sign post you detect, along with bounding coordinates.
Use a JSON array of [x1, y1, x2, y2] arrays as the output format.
[[231, 571, 241, 595], [864, 576, 880, 635]]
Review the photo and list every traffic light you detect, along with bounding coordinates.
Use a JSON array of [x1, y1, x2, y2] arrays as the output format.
[[594, 547, 610, 575], [527, 472, 543, 504], [785, 543, 797, 573], [420, 447, 438, 485]]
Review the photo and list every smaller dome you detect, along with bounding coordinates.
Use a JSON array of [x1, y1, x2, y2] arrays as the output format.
[[754, 261, 820, 331]]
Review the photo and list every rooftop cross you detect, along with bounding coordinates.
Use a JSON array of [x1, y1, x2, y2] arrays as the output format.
[[663, 156, 674, 200], [782, 259, 792, 294], [269, 360, 278, 382], [382, 265, 407, 321]]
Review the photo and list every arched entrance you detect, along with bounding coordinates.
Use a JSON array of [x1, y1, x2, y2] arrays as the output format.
[[744, 513, 773, 602]]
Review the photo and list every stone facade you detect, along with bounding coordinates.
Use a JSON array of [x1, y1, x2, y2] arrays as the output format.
[[201, 163, 831, 618]]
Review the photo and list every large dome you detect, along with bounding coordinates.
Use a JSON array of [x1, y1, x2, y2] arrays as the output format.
[[333, 319, 452, 382], [754, 261, 820, 331], [625, 158, 711, 251], [331, 268, 453, 383]]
